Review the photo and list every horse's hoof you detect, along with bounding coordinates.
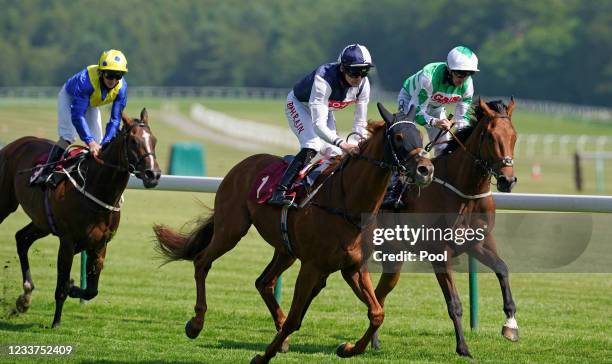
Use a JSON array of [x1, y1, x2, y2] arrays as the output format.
[[185, 320, 202, 339], [502, 326, 519, 342], [371, 331, 381, 350], [279, 337, 290, 353], [456, 345, 472, 358], [336, 342, 354, 358], [15, 294, 31, 313], [250, 354, 264, 364], [371, 338, 381, 350], [51, 321, 60, 328]]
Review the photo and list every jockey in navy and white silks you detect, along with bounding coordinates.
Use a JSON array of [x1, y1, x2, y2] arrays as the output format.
[[269, 44, 374, 206], [31, 49, 129, 187]]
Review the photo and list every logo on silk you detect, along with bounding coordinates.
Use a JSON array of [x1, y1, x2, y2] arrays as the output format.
[[287, 101, 304, 134], [431, 93, 461, 104], [328, 100, 355, 109]]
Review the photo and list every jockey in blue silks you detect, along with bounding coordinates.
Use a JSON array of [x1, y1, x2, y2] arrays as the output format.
[[31, 49, 129, 187]]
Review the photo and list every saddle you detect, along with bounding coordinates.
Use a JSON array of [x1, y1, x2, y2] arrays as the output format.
[[249, 156, 330, 206], [30, 147, 89, 187]]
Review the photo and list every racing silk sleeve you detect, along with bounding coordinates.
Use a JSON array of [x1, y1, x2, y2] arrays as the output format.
[[309, 75, 344, 146], [352, 77, 370, 138], [67, 71, 96, 144], [101, 81, 128, 145], [454, 78, 473, 129], [412, 71, 437, 127]]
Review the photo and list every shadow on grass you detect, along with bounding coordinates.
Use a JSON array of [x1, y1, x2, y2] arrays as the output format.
[[81, 361, 200, 364], [197, 339, 338, 355], [0, 320, 38, 332]]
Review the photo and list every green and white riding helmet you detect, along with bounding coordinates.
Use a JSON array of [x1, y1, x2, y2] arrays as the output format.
[[446, 46, 479, 72]]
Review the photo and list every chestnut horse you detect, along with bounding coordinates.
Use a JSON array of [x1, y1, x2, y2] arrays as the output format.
[[0, 108, 161, 327], [371, 98, 518, 357], [154, 103, 434, 363]]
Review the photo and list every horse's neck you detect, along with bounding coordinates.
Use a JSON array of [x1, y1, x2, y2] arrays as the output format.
[[440, 145, 491, 195], [84, 138, 130, 204], [331, 134, 390, 213]]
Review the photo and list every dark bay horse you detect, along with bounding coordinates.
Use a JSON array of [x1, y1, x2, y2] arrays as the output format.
[[154, 103, 434, 363], [371, 98, 518, 357], [0, 108, 160, 327]]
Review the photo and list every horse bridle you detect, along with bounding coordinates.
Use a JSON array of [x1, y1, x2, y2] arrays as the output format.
[[95, 121, 156, 179], [125, 122, 157, 178], [352, 120, 423, 173], [447, 115, 514, 181]]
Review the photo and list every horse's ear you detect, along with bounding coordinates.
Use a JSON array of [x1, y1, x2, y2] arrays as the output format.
[[140, 108, 149, 124], [377, 102, 394, 125], [121, 112, 134, 127], [479, 98, 495, 118], [507, 96, 516, 117]]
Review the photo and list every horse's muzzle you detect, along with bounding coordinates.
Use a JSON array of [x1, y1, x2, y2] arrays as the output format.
[[414, 157, 434, 187], [497, 175, 517, 193], [142, 169, 161, 188]]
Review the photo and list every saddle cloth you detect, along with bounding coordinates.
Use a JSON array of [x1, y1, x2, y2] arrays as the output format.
[[249, 157, 328, 205]]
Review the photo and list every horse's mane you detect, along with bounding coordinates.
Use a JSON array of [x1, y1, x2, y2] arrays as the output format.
[[438, 100, 508, 156], [323, 120, 385, 173]]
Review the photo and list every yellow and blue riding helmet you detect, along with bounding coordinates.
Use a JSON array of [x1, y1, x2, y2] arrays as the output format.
[[98, 49, 128, 73]]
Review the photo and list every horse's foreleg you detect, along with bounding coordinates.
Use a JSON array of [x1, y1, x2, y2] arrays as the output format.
[[251, 263, 327, 364], [69, 246, 106, 301], [432, 258, 472, 357], [471, 236, 518, 342], [255, 250, 296, 353], [371, 269, 402, 349], [338, 267, 384, 358], [15, 223, 48, 313], [52, 240, 75, 328]]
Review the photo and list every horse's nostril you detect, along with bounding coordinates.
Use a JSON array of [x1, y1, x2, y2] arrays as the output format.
[[417, 165, 429, 177], [144, 170, 155, 180]]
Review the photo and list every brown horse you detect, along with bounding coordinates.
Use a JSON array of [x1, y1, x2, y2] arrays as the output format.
[[154, 103, 434, 363], [0, 108, 160, 327], [371, 98, 518, 357]]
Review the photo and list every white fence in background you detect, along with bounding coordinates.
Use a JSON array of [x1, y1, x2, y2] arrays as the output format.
[[190, 104, 298, 150], [127, 175, 612, 213], [516, 134, 612, 158], [1, 86, 610, 122]]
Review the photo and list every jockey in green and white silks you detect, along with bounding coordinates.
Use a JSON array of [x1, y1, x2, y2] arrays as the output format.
[[397, 46, 478, 156], [382, 46, 479, 209]]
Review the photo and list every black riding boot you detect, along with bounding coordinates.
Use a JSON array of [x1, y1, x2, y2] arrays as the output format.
[[381, 172, 405, 210], [30, 144, 65, 187], [268, 148, 316, 206]]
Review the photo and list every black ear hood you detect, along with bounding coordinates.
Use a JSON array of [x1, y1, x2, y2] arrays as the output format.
[[377, 102, 394, 125]]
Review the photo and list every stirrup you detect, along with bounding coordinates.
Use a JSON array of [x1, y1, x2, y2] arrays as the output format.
[[44, 172, 60, 189], [29, 168, 50, 187], [268, 191, 297, 207]]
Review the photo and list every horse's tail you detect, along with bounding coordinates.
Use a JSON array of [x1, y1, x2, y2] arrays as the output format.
[[153, 214, 215, 262]]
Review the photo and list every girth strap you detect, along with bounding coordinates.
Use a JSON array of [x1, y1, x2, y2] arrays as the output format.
[[44, 188, 59, 235], [280, 205, 295, 257]]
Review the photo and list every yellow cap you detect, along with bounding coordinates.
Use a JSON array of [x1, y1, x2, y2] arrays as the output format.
[[98, 49, 128, 73]]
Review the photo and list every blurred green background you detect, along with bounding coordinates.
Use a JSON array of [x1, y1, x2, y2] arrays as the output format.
[[0, 0, 610, 105]]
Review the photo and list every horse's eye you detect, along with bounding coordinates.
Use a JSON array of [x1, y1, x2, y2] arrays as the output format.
[[394, 134, 404, 143]]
